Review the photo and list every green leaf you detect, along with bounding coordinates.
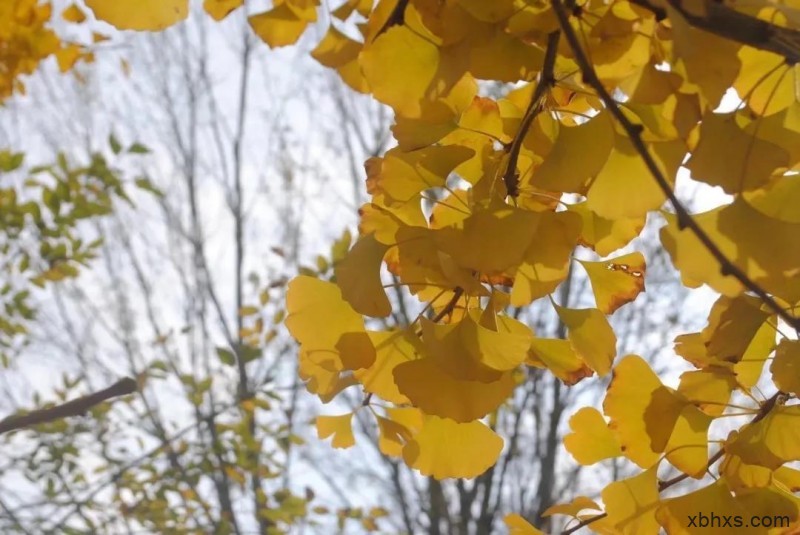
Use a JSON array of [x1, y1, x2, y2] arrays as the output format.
[[216, 347, 236, 366]]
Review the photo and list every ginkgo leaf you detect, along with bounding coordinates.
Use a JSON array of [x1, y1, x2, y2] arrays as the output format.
[[589, 136, 685, 220], [310, 25, 367, 92], [285, 276, 374, 371], [62, 3, 87, 23], [393, 356, 516, 422], [402, 417, 503, 479], [656, 480, 743, 534], [687, 111, 789, 193], [504, 514, 544, 535], [459, 308, 532, 371], [725, 406, 800, 470], [299, 350, 357, 401], [677, 368, 737, 417], [604, 355, 683, 468], [564, 407, 623, 465], [661, 199, 800, 303], [511, 211, 581, 306], [85, 0, 188, 30], [770, 340, 800, 396], [459, 96, 511, 144], [354, 330, 417, 404], [435, 203, 539, 275], [335, 233, 391, 317], [543, 496, 603, 518], [579, 252, 646, 314], [533, 111, 614, 193], [664, 404, 712, 478], [719, 453, 774, 492], [554, 305, 617, 376], [249, 1, 318, 48], [569, 201, 645, 257], [203, 0, 243, 21], [701, 295, 772, 363], [376, 415, 413, 457], [317, 413, 356, 449], [421, 318, 508, 383], [602, 467, 660, 535], [527, 338, 593, 386]]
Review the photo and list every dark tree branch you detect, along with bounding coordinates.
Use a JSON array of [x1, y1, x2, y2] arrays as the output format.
[[551, 0, 800, 331], [0, 378, 137, 435], [631, 0, 800, 64], [503, 30, 561, 198]]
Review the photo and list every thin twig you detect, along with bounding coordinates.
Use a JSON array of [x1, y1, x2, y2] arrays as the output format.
[[551, 0, 800, 331], [0, 378, 137, 435], [503, 31, 561, 198]]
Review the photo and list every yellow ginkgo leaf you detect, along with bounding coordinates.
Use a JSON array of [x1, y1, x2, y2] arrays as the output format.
[[402, 416, 503, 479], [664, 403, 713, 478], [569, 201, 645, 257], [677, 368, 737, 417], [285, 276, 373, 371], [354, 330, 417, 404], [533, 111, 614, 193], [602, 467, 660, 535], [527, 338, 593, 386], [587, 136, 684, 220], [725, 406, 800, 470], [554, 305, 617, 376], [579, 252, 646, 314], [543, 496, 603, 518], [719, 453, 774, 492], [511, 211, 581, 306], [359, 25, 442, 118], [564, 407, 623, 465], [316, 413, 356, 449], [421, 318, 503, 382], [687, 111, 789, 193], [249, 1, 318, 48], [504, 514, 544, 535], [656, 480, 743, 534], [459, 96, 511, 144], [770, 340, 800, 396], [604, 355, 683, 468], [298, 350, 357, 401], [702, 295, 772, 364], [310, 25, 367, 92], [435, 204, 539, 275], [459, 308, 532, 371], [203, 0, 243, 21], [392, 356, 516, 422], [376, 416, 413, 457], [661, 199, 800, 303], [335, 233, 391, 318], [85, 0, 188, 31]]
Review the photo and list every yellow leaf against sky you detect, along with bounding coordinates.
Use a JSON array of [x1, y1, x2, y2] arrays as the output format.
[[579, 252, 646, 314], [771, 340, 800, 396], [735, 47, 799, 117], [661, 199, 800, 303], [702, 295, 772, 364], [435, 203, 539, 275], [392, 355, 516, 422], [285, 276, 373, 371], [249, 1, 318, 48], [311, 25, 367, 93], [563, 407, 622, 465], [604, 355, 682, 468], [665, 404, 713, 478], [402, 417, 503, 479], [527, 338, 593, 386], [504, 514, 544, 535], [316, 413, 355, 449], [203, 0, 243, 21], [376, 416, 413, 458], [677, 368, 737, 417], [511, 211, 581, 306], [298, 351, 357, 402], [543, 496, 603, 519], [602, 467, 660, 535], [569, 202, 644, 257], [359, 25, 443, 118], [687, 111, 789, 193], [533, 111, 614, 193], [335, 233, 391, 317], [587, 136, 684, 220], [555, 305, 617, 376], [370, 145, 474, 203], [332, 0, 372, 20], [62, 3, 86, 23], [354, 330, 417, 404], [725, 406, 800, 470], [85, 0, 188, 31], [459, 308, 532, 371]]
